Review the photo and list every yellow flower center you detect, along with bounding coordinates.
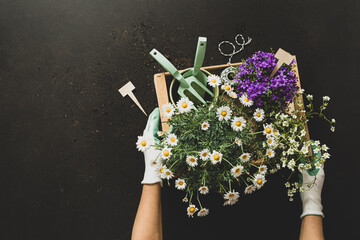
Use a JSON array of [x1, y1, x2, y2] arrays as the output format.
[[236, 121, 241, 126], [235, 168, 241, 173], [213, 154, 220, 160], [225, 85, 230, 91], [202, 187, 207, 191], [273, 130, 277, 134], [268, 139, 272, 144], [242, 155, 247, 159], [163, 150, 169, 156], [166, 107, 171, 113], [256, 113, 261, 117], [221, 111, 227, 116], [152, 161, 156, 165], [211, 79, 217, 83], [170, 137, 176, 142], [202, 152, 207, 157], [229, 193, 234, 197], [141, 140, 147, 146], [160, 168, 164, 173], [189, 207, 195, 213], [182, 102, 188, 108], [244, 97, 249, 102], [203, 124, 207, 128], [179, 181, 183, 185], [190, 158, 195, 162], [257, 179, 263, 185], [268, 152, 272, 156], [260, 167, 264, 172], [166, 171, 171, 175], [266, 127, 271, 134]]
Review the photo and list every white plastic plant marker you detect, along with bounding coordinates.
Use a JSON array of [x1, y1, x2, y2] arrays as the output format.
[[118, 81, 147, 116], [269, 48, 294, 79]]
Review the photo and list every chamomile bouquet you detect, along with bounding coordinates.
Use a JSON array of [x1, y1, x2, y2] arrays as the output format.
[[136, 50, 335, 218]]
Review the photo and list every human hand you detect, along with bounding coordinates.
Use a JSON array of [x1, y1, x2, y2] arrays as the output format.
[[299, 144, 325, 219], [136, 108, 163, 185]]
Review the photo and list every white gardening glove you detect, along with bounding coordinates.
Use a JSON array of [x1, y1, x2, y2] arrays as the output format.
[[137, 108, 163, 185], [299, 167, 325, 219]]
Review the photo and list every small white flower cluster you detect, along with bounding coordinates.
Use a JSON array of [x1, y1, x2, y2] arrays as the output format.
[[285, 181, 301, 201]]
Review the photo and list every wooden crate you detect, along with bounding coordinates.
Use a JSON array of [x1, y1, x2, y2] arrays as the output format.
[[153, 58, 312, 155]]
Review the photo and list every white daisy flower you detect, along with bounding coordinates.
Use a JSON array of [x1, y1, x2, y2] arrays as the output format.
[[266, 137, 276, 148], [304, 163, 312, 170], [199, 186, 209, 195], [201, 122, 210, 131], [187, 204, 198, 217], [161, 102, 175, 118], [176, 97, 193, 113], [253, 174, 267, 189], [239, 153, 251, 162], [197, 208, 209, 217], [258, 165, 268, 175], [161, 147, 172, 160], [231, 165, 244, 177], [163, 169, 174, 180], [216, 106, 232, 121], [322, 144, 329, 151], [272, 129, 280, 137], [175, 178, 186, 190], [300, 129, 306, 137], [223, 190, 240, 206], [263, 123, 274, 137], [266, 148, 275, 158], [186, 155, 198, 167], [315, 162, 323, 169], [253, 108, 265, 122], [287, 159, 296, 171], [231, 117, 246, 131], [207, 74, 222, 87], [136, 135, 151, 152], [323, 96, 330, 101], [228, 91, 237, 99], [282, 121, 289, 127], [244, 185, 256, 194], [157, 165, 167, 178], [240, 93, 254, 107], [210, 150, 223, 164], [234, 138, 242, 146], [157, 131, 164, 137], [301, 146, 309, 155], [221, 83, 233, 92], [167, 133, 178, 146], [182, 197, 188, 202], [199, 149, 210, 161]]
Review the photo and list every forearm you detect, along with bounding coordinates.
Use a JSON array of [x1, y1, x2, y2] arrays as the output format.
[[131, 183, 162, 240], [299, 215, 324, 240]]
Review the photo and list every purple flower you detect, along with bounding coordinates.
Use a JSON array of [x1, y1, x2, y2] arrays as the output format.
[[234, 51, 298, 109]]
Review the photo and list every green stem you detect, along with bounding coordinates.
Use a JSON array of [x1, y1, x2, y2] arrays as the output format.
[[196, 192, 203, 209], [223, 157, 234, 167]]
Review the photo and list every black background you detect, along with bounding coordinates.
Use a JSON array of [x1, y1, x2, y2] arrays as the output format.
[[1, 0, 359, 239]]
